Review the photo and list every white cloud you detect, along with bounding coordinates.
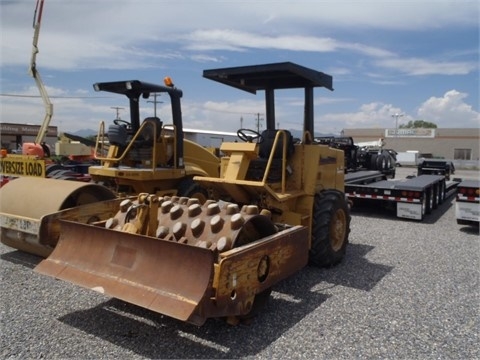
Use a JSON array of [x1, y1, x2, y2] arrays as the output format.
[[182, 30, 341, 53], [2, 87, 478, 135], [315, 90, 480, 133], [376, 58, 477, 76], [190, 54, 225, 63], [322, 102, 409, 129], [1, 1, 477, 71], [1, 1, 477, 133], [417, 90, 480, 127]]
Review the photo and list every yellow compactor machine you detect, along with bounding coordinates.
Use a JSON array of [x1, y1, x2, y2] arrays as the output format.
[[0, 77, 219, 257], [3, 62, 351, 326], [89, 77, 220, 199]]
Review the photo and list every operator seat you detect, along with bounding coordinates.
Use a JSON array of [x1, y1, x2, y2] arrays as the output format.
[[246, 129, 294, 181], [108, 122, 128, 147], [141, 117, 163, 142], [258, 129, 294, 159], [131, 117, 163, 149]]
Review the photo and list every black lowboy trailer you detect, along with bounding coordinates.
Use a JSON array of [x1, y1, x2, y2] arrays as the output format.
[[455, 179, 480, 227], [345, 169, 459, 221], [318, 137, 461, 221]]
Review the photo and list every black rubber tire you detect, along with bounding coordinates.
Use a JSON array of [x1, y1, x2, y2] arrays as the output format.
[[437, 180, 445, 204], [376, 153, 387, 171], [45, 163, 65, 176], [426, 187, 435, 214], [177, 178, 208, 204], [432, 183, 441, 209], [381, 150, 393, 170], [420, 195, 427, 220], [309, 190, 351, 267]]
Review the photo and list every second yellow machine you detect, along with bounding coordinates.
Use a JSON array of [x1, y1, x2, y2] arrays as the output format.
[[10, 62, 351, 326]]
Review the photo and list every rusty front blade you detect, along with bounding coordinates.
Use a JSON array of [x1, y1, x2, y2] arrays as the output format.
[[35, 220, 214, 322]]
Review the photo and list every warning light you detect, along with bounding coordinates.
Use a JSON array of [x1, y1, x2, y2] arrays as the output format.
[[164, 77, 174, 87]]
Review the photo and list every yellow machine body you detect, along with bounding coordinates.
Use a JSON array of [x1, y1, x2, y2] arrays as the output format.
[[7, 63, 351, 326], [89, 119, 220, 197], [195, 130, 345, 241]]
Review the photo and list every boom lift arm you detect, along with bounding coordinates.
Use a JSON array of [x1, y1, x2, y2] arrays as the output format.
[[30, 0, 53, 145]]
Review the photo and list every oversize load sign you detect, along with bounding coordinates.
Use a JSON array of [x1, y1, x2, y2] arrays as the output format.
[[0, 158, 46, 177]]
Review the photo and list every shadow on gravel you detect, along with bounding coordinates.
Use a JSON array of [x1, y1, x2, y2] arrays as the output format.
[[0, 250, 42, 269], [325, 243, 393, 291], [349, 200, 397, 219], [275, 243, 393, 298], [58, 287, 329, 359], [423, 196, 455, 224], [458, 225, 479, 235], [57, 243, 391, 359]]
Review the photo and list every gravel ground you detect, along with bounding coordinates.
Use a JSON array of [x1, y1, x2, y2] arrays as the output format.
[[1, 169, 479, 359]]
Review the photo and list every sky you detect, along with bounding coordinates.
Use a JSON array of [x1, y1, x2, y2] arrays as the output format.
[[1, 0, 479, 136]]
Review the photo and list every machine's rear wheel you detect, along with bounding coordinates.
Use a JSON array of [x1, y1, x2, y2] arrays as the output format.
[[309, 190, 350, 267]]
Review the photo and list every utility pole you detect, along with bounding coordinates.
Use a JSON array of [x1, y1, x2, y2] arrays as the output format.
[[147, 93, 163, 117], [391, 113, 404, 138], [240, 116, 243, 129], [111, 106, 124, 120], [255, 113, 264, 133]]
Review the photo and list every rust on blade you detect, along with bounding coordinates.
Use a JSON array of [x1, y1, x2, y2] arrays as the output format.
[[35, 220, 215, 322]]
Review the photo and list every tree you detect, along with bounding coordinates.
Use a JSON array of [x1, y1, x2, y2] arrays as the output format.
[[399, 120, 437, 129]]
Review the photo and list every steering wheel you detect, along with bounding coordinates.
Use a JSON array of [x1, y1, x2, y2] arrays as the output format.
[[113, 119, 131, 129], [237, 128, 264, 143]]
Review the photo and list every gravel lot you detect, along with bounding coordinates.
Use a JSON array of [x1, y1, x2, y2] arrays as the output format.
[[1, 169, 479, 359]]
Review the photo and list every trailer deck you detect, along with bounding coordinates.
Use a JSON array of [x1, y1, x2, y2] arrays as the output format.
[[345, 171, 460, 221]]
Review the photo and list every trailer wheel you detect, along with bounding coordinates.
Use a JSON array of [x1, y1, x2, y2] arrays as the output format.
[[437, 181, 445, 204], [432, 183, 442, 209], [376, 153, 388, 171], [421, 195, 427, 220], [426, 186, 435, 214], [177, 178, 208, 204], [309, 190, 351, 267], [381, 150, 393, 170]]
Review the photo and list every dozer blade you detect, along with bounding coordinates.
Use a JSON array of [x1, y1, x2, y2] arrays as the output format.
[[35, 220, 215, 322]]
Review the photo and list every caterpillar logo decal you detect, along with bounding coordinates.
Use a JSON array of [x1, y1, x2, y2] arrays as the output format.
[[0, 158, 46, 177]]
